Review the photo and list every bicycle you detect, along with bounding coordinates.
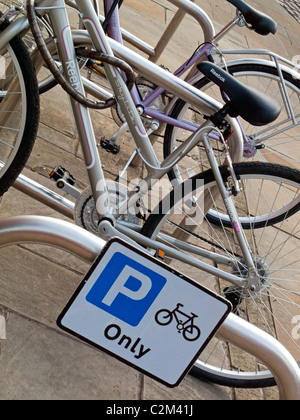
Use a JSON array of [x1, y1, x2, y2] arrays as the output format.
[[1, 0, 300, 197], [31, 0, 300, 225], [0, 0, 300, 388], [68, 0, 300, 178]]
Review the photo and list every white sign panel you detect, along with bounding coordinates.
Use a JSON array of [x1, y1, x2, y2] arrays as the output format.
[[57, 238, 231, 387]]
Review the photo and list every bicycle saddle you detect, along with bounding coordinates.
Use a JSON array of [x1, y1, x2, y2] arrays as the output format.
[[227, 0, 277, 35], [197, 62, 281, 126]]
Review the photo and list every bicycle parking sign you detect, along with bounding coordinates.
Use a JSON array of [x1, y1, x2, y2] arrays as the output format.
[[57, 238, 231, 387]]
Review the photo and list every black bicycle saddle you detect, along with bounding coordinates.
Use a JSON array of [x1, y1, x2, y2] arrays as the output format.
[[197, 62, 281, 126], [227, 0, 277, 35]]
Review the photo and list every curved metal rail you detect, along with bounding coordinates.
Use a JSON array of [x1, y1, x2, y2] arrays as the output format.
[[0, 215, 299, 400]]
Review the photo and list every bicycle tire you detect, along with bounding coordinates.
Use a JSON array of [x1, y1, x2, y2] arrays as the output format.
[[0, 32, 39, 196], [207, 163, 300, 229], [164, 62, 300, 182], [141, 162, 300, 388]]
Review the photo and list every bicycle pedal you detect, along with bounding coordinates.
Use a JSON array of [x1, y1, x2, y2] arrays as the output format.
[[50, 165, 76, 185], [100, 137, 121, 155], [50, 165, 80, 199]]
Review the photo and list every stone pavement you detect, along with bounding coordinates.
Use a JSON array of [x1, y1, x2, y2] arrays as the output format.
[[0, 0, 299, 400], [279, 0, 300, 23]]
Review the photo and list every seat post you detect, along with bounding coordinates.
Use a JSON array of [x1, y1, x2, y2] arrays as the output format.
[[208, 104, 234, 140]]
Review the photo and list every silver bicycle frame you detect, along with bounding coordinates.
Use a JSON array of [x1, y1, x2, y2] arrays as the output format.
[[33, 0, 245, 213], [0, 0, 263, 289], [48, 0, 255, 287]]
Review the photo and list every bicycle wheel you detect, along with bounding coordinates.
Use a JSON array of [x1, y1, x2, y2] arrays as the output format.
[[141, 162, 300, 388], [0, 31, 39, 196], [164, 63, 300, 184], [209, 163, 300, 229], [0, 1, 57, 94]]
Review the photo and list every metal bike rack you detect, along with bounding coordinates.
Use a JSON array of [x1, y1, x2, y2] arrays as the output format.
[[66, 0, 211, 63], [0, 215, 299, 400], [95, 0, 210, 63]]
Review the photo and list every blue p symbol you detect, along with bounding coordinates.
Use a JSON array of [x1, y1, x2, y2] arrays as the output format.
[[86, 253, 167, 326]]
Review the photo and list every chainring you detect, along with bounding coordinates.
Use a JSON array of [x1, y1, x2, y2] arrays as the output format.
[[74, 181, 141, 235]]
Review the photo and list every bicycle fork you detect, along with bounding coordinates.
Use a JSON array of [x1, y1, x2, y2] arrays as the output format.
[[202, 132, 260, 291]]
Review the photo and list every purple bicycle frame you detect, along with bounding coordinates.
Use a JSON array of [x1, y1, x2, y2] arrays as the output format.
[[103, 0, 250, 151]]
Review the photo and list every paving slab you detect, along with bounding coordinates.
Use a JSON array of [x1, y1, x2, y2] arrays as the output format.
[[0, 312, 142, 400], [0, 235, 232, 400]]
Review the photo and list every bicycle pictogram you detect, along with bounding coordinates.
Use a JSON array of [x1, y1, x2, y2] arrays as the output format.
[[155, 303, 201, 342]]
